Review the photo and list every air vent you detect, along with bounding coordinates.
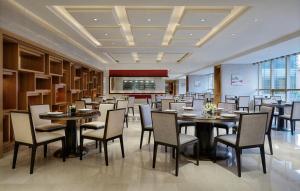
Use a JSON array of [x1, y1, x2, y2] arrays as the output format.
[[177, 53, 191, 63]]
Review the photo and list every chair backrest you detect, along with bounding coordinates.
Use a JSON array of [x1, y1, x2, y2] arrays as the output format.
[[104, 109, 126, 139], [151, 111, 178, 146], [225, 95, 236, 104], [291, 102, 300, 120], [75, 100, 86, 109], [170, 102, 186, 112], [29, 104, 51, 127], [139, 104, 152, 129], [81, 97, 92, 103], [147, 98, 152, 106], [94, 97, 103, 103], [151, 94, 156, 101], [260, 106, 274, 133], [97, 103, 115, 122], [270, 96, 281, 101], [183, 96, 193, 102], [193, 99, 205, 111], [116, 100, 129, 113], [218, 102, 236, 113], [161, 99, 175, 111], [155, 95, 164, 102], [128, 97, 135, 107], [237, 113, 268, 147], [239, 96, 250, 107], [254, 97, 262, 106], [11, 112, 35, 144]]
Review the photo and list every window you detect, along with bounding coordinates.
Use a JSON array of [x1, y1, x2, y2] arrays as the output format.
[[257, 53, 300, 101]]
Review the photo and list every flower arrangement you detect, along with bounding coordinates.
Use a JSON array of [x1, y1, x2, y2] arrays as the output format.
[[204, 103, 217, 114]]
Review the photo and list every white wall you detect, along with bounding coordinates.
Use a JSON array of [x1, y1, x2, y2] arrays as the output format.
[[188, 74, 213, 93], [221, 64, 258, 101]]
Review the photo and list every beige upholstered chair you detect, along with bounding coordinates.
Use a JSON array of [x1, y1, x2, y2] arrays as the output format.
[[214, 113, 268, 177], [139, 104, 153, 149], [80, 109, 126, 166], [116, 100, 129, 127], [254, 96, 263, 111], [29, 104, 65, 132], [147, 97, 153, 108], [192, 99, 205, 112], [11, 111, 66, 174], [94, 97, 103, 103], [238, 96, 250, 112], [225, 95, 236, 104], [260, 106, 275, 154], [161, 99, 175, 111], [81, 97, 92, 109], [128, 96, 135, 116], [151, 111, 199, 176], [214, 102, 237, 135], [279, 101, 300, 135], [75, 100, 86, 109]]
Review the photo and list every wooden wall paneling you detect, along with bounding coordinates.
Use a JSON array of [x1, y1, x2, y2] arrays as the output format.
[[214, 65, 221, 104], [0, 31, 3, 157], [3, 69, 18, 111], [3, 38, 18, 70], [19, 46, 45, 73]]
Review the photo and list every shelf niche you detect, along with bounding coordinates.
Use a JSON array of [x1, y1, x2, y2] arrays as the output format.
[[3, 69, 18, 111], [19, 46, 45, 73]]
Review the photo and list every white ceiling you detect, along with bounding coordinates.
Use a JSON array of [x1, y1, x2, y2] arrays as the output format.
[[0, 0, 300, 77]]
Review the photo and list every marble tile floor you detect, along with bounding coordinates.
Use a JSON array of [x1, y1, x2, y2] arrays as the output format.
[[0, 114, 300, 191]]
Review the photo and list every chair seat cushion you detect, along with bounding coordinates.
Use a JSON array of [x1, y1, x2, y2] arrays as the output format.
[[82, 129, 104, 139], [36, 132, 64, 143], [35, 123, 65, 132], [81, 121, 105, 129], [144, 125, 153, 130], [273, 111, 279, 116], [214, 122, 237, 129], [215, 134, 237, 145], [177, 120, 196, 127], [179, 134, 198, 145], [279, 114, 291, 119]]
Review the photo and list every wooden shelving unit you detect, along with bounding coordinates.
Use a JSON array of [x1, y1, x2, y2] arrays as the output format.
[[1, 34, 104, 155]]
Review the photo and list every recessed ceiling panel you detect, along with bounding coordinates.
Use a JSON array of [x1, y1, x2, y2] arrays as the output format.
[[181, 9, 230, 26], [68, 9, 118, 27], [86, 27, 123, 39], [127, 9, 172, 27], [100, 39, 127, 47], [174, 28, 209, 39]]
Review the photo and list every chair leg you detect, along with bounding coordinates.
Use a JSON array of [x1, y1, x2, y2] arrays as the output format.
[[226, 128, 229, 135], [175, 147, 179, 176], [99, 141, 102, 153], [213, 140, 217, 163], [152, 143, 158, 168], [291, 120, 294, 135], [236, 148, 241, 177], [267, 134, 273, 155], [165, 145, 167, 152], [12, 143, 19, 169], [43, 144, 47, 158], [185, 126, 187, 134], [120, 136, 125, 158], [80, 137, 83, 160], [216, 128, 219, 136], [126, 116, 128, 128], [132, 108, 135, 116], [30, 146, 37, 174], [62, 139, 66, 162], [148, 131, 151, 144], [139, 130, 144, 149], [104, 141, 108, 166], [196, 141, 199, 166], [95, 141, 98, 148], [260, 146, 267, 174], [172, 147, 175, 159]]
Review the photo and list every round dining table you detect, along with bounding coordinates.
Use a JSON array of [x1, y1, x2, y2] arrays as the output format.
[[39, 110, 100, 157], [177, 110, 239, 160]]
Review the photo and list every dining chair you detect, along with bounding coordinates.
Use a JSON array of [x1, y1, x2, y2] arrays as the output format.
[[151, 111, 199, 176], [279, 102, 300, 135], [238, 96, 250, 112], [128, 96, 135, 116], [215, 102, 237, 135], [139, 104, 153, 149], [11, 111, 66, 174], [254, 96, 263, 112], [213, 113, 268, 177], [80, 109, 126, 166], [170, 102, 196, 134], [192, 99, 205, 112], [147, 97, 153, 108], [75, 100, 86, 109], [260, 106, 275, 155], [161, 99, 175, 111], [29, 104, 65, 132], [94, 97, 103, 103], [116, 100, 129, 128], [225, 95, 236, 104], [81, 97, 92, 109]]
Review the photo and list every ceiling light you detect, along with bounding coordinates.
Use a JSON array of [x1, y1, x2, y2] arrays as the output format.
[[189, 33, 193, 36], [254, 18, 259, 22], [231, 33, 236, 36], [147, 18, 152, 22], [92, 18, 98, 21], [114, 6, 135, 46], [156, 52, 164, 62], [161, 6, 185, 46], [104, 33, 108, 36], [147, 33, 151, 36], [131, 52, 139, 63], [200, 18, 206, 22]]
